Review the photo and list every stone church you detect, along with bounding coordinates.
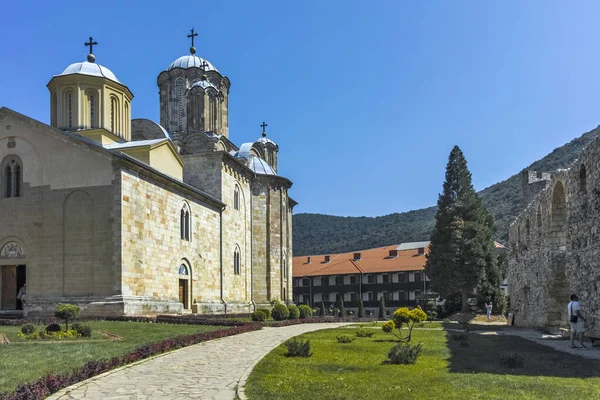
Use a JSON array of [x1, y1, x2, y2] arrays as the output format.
[[507, 145, 599, 335], [0, 35, 295, 317]]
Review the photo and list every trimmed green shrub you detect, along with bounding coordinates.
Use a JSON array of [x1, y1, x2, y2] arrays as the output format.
[[383, 307, 428, 342], [382, 320, 395, 334], [387, 342, 423, 364], [72, 323, 92, 337], [45, 323, 61, 333], [356, 328, 375, 338], [358, 298, 365, 318], [378, 296, 386, 320], [500, 352, 524, 369], [271, 302, 290, 321], [336, 335, 355, 343], [285, 338, 311, 357], [287, 304, 300, 319], [298, 305, 313, 319], [54, 303, 81, 331], [21, 323, 35, 335], [251, 310, 268, 322], [257, 308, 271, 319], [320, 300, 326, 317]]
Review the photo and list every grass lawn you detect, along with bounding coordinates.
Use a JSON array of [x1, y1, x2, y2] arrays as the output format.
[[245, 326, 600, 400], [0, 321, 224, 394]]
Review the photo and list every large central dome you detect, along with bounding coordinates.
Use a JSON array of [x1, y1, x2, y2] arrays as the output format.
[[57, 61, 120, 83], [167, 55, 218, 72]]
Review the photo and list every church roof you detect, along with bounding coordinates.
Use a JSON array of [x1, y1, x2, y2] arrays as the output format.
[[167, 55, 218, 72], [57, 61, 120, 83], [190, 80, 218, 91], [255, 135, 277, 146], [247, 156, 277, 176], [104, 138, 166, 149]]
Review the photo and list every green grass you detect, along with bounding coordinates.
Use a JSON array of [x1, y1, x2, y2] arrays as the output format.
[[0, 321, 224, 393], [245, 327, 600, 400]]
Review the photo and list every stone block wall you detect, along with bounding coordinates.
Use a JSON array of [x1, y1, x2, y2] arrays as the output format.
[[508, 139, 600, 334]]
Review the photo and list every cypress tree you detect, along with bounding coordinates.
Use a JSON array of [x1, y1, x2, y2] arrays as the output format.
[[320, 300, 326, 317], [378, 296, 386, 320], [338, 296, 345, 317], [425, 146, 498, 313], [358, 298, 365, 318]]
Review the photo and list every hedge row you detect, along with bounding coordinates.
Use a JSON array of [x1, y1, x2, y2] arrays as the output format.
[[0, 314, 253, 327], [0, 323, 262, 400], [155, 315, 253, 326], [267, 317, 376, 327]]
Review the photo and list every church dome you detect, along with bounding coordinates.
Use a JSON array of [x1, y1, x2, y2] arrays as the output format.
[[248, 156, 277, 176], [57, 61, 120, 83], [167, 55, 218, 72], [190, 80, 217, 90], [255, 135, 277, 146]]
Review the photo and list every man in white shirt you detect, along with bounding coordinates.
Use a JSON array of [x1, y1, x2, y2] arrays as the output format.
[[568, 294, 587, 348]]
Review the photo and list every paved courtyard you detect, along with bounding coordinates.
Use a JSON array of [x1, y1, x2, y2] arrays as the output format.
[[48, 322, 352, 400]]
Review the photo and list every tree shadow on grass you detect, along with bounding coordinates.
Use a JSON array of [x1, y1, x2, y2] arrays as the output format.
[[446, 331, 600, 378]]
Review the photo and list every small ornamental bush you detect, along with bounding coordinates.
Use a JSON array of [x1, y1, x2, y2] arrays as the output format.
[[251, 310, 268, 322], [46, 323, 62, 333], [320, 300, 326, 317], [271, 302, 290, 321], [287, 304, 300, 319], [356, 328, 375, 338], [72, 323, 92, 337], [378, 296, 386, 320], [383, 307, 428, 342], [382, 320, 395, 334], [21, 323, 35, 335], [336, 335, 355, 344], [285, 338, 311, 357], [499, 352, 525, 369], [298, 305, 313, 319], [257, 308, 271, 319], [387, 342, 423, 365], [338, 297, 345, 317], [358, 299, 365, 318], [54, 303, 81, 331]]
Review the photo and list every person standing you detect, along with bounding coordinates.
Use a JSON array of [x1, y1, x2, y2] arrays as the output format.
[[16, 283, 26, 308], [486, 302, 493, 320], [568, 294, 587, 348]]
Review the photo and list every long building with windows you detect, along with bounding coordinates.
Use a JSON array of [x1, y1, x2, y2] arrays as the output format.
[[292, 242, 433, 316]]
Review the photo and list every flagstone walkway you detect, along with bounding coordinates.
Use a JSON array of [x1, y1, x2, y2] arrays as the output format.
[[48, 322, 352, 400]]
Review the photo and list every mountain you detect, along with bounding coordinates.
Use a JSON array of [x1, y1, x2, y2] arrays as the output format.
[[292, 126, 600, 256]]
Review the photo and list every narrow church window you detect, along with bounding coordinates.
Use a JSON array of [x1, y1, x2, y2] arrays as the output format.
[[176, 78, 184, 130], [185, 210, 190, 241], [15, 165, 21, 197], [110, 97, 120, 135], [67, 92, 73, 129], [89, 94, 95, 128], [180, 209, 185, 239], [51, 93, 57, 127], [178, 264, 189, 275], [5, 165, 12, 198], [234, 247, 241, 275], [580, 164, 587, 192], [180, 203, 191, 241], [234, 185, 240, 210], [124, 102, 129, 137]]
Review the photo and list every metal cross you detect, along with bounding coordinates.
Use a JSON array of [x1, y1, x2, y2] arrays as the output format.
[[188, 28, 198, 48], [84, 37, 98, 54], [261, 122, 268, 132], [199, 61, 208, 71]]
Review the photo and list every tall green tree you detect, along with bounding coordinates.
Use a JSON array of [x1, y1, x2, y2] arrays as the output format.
[[425, 146, 498, 312]]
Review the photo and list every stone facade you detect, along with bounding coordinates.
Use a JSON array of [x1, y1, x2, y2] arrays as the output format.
[[508, 139, 600, 334]]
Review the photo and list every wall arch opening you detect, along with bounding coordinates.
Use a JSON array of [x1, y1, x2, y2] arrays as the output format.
[[550, 181, 567, 252]]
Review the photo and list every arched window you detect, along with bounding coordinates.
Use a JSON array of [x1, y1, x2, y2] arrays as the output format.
[[537, 205, 542, 229], [110, 96, 120, 135], [51, 93, 58, 127], [178, 264, 189, 275], [526, 218, 530, 241], [176, 78, 184, 131], [65, 91, 73, 129], [580, 164, 587, 192], [180, 203, 190, 241], [234, 246, 241, 275], [234, 185, 240, 210], [124, 101, 130, 138], [1, 155, 23, 199]]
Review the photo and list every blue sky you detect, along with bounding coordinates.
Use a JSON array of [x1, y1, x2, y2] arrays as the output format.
[[2, 1, 600, 216]]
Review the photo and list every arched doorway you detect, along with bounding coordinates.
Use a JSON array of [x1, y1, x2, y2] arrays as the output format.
[[178, 263, 190, 310], [0, 241, 26, 312]]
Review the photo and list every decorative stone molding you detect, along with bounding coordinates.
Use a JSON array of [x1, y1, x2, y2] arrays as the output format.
[[1, 242, 24, 258]]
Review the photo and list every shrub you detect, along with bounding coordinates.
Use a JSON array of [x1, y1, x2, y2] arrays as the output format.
[[378, 296, 386, 320], [382, 320, 395, 334], [72, 323, 92, 337], [271, 302, 290, 321], [287, 304, 300, 319], [21, 323, 35, 335], [257, 308, 271, 319], [499, 352, 524, 369], [285, 338, 311, 357], [356, 328, 375, 338], [298, 305, 313, 319], [336, 335, 355, 343], [320, 300, 326, 317], [251, 310, 268, 322], [54, 303, 81, 331], [383, 307, 428, 342], [358, 298, 365, 318], [387, 342, 423, 364], [338, 297, 345, 317], [46, 323, 61, 333]]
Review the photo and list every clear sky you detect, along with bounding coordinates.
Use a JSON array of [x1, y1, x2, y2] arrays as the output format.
[[2, 1, 600, 217]]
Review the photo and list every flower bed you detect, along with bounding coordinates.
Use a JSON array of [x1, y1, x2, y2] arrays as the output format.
[[0, 323, 262, 400]]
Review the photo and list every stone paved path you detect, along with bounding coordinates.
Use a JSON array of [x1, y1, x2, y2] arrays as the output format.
[[48, 323, 352, 400]]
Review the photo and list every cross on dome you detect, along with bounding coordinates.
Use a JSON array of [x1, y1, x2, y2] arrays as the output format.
[[188, 28, 198, 55], [84, 36, 98, 63], [261, 122, 268, 137]]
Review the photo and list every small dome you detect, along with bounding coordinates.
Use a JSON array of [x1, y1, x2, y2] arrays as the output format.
[[255, 135, 277, 146], [57, 61, 120, 83], [190, 80, 218, 91], [167, 55, 218, 72], [247, 156, 277, 176]]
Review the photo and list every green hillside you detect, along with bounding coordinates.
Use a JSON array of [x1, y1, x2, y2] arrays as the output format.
[[293, 126, 600, 256]]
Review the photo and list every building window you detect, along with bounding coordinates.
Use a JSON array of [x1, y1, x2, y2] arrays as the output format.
[[580, 164, 587, 192], [67, 91, 73, 129], [1, 156, 23, 199], [399, 291, 406, 301], [398, 273, 407, 283], [367, 292, 374, 301], [110, 97, 120, 135], [178, 264, 189, 275], [234, 247, 241, 275], [180, 203, 190, 241], [176, 78, 184, 130], [350, 292, 358, 302], [382, 274, 389, 283], [234, 185, 240, 210], [367, 274, 374, 284], [51, 93, 57, 126], [350, 275, 357, 285], [387, 291, 393, 301], [414, 272, 422, 282], [124, 102, 129, 137], [335, 276, 343, 286], [321, 277, 327, 286], [302, 278, 310, 286], [282, 258, 287, 279]]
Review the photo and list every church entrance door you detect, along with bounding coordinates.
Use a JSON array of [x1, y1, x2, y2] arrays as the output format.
[[2, 266, 17, 310], [179, 279, 188, 310]]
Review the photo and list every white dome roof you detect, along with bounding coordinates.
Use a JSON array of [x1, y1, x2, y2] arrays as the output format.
[[190, 80, 218, 91], [58, 61, 120, 83], [248, 156, 276, 176], [168, 55, 218, 72]]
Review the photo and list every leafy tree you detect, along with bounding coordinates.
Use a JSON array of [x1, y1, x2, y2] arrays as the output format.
[[320, 300, 326, 317], [382, 307, 427, 342], [425, 146, 498, 312], [338, 297, 345, 317], [378, 296, 386, 320], [54, 303, 80, 331], [358, 298, 365, 318]]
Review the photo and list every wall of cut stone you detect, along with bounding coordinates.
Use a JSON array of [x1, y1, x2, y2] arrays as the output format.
[[508, 137, 600, 334]]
